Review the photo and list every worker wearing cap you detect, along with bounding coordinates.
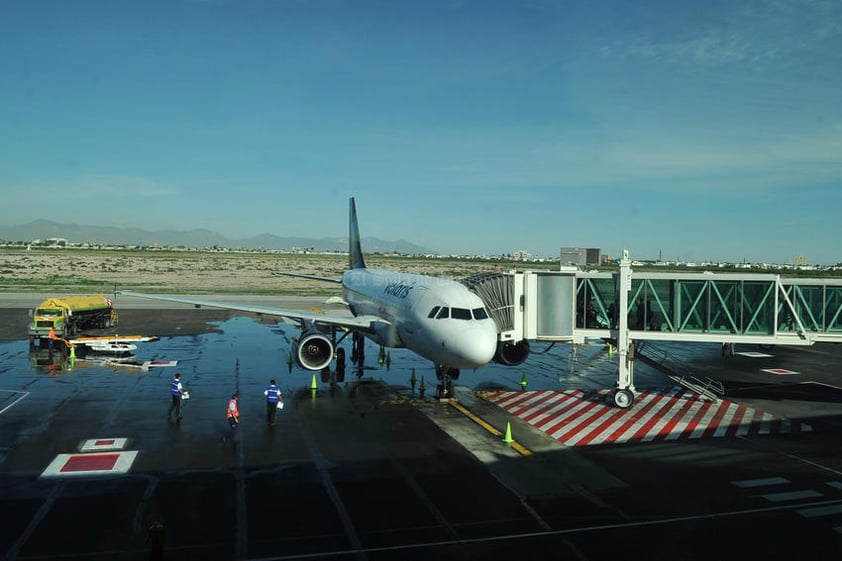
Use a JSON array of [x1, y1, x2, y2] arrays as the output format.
[[264, 379, 282, 425], [168, 373, 186, 420]]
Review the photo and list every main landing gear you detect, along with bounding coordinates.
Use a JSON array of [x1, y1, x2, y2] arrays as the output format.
[[350, 331, 366, 379], [435, 366, 459, 400]]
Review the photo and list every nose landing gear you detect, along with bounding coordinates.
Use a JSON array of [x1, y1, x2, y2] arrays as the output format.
[[435, 366, 459, 400]]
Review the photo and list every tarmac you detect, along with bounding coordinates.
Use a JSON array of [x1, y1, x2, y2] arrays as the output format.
[[1, 294, 841, 560]]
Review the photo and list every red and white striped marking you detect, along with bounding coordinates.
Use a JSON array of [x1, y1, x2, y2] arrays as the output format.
[[41, 451, 138, 478], [79, 438, 128, 452], [481, 387, 811, 446]]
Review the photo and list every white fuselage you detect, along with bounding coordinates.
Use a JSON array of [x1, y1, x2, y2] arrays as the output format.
[[342, 267, 498, 369]]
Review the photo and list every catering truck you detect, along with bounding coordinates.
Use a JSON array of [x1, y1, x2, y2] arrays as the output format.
[[28, 295, 119, 346]]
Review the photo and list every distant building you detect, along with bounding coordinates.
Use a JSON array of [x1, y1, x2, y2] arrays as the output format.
[[560, 247, 601, 266]]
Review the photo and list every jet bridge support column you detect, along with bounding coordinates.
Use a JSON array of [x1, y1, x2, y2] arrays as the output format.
[[613, 250, 635, 408]]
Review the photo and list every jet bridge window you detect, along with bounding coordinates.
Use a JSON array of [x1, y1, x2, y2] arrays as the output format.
[[427, 306, 440, 319], [451, 308, 472, 320], [472, 307, 489, 320]]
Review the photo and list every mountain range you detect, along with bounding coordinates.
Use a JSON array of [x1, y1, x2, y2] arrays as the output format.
[[0, 220, 432, 254]]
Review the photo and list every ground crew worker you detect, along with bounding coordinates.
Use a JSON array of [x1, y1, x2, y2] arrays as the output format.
[[168, 373, 186, 420], [227, 393, 240, 431], [264, 379, 282, 425]]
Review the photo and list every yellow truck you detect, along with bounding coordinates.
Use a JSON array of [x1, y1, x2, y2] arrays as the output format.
[[28, 295, 119, 345]]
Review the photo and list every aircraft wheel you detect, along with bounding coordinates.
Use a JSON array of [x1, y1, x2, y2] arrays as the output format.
[[613, 389, 634, 409], [435, 381, 453, 400]]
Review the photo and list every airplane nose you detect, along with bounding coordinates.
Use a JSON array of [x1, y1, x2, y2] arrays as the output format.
[[453, 323, 497, 368]]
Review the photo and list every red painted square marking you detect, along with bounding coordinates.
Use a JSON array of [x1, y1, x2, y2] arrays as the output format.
[[762, 368, 798, 375], [60, 454, 120, 472], [94, 439, 116, 446]]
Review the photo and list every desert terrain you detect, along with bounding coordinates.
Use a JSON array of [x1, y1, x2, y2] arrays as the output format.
[[0, 248, 536, 295]]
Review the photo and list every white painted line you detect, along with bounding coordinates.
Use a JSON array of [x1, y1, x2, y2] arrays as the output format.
[[802, 381, 842, 391], [737, 352, 773, 358], [759, 490, 823, 502], [79, 438, 128, 452], [732, 477, 790, 488], [796, 504, 842, 518], [0, 390, 30, 415]]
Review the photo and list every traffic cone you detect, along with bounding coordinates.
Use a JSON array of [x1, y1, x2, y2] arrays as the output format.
[[310, 374, 318, 390], [502, 422, 514, 444]]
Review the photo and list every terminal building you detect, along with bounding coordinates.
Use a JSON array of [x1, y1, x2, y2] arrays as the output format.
[[560, 247, 601, 267]]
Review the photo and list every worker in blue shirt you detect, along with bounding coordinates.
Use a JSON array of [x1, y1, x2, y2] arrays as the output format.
[[168, 373, 186, 420], [264, 379, 282, 425]]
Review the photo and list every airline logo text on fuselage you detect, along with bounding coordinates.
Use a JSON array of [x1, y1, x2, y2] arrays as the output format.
[[384, 282, 414, 299]]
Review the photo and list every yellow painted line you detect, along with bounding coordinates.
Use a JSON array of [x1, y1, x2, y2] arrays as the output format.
[[449, 400, 533, 457]]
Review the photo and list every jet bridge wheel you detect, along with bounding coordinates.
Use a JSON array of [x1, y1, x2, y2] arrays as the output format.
[[612, 388, 634, 409]]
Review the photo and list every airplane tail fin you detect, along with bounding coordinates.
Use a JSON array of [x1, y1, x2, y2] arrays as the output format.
[[349, 197, 366, 270]]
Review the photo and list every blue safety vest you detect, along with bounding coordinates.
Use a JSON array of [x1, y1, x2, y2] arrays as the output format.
[[265, 384, 280, 403], [171, 378, 181, 396]]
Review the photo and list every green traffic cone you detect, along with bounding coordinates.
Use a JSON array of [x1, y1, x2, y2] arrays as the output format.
[[503, 422, 514, 443]]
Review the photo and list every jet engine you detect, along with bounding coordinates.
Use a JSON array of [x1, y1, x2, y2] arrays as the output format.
[[293, 330, 334, 371], [493, 339, 530, 366]]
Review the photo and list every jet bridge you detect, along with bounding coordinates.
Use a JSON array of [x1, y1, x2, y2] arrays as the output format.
[[463, 250, 842, 408]]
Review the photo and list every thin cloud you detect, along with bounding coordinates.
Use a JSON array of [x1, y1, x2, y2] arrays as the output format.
[[606, 0, 841, 66]]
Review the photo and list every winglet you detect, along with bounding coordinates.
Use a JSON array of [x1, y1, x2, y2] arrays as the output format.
[[349, 197, 366, 269]]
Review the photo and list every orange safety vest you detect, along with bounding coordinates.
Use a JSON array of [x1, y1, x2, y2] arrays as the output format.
[[49, 328, 56, 339], [227, 399, 239, 419]]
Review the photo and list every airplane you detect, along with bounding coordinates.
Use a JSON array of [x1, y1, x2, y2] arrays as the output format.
[[119, 197, 530, 398]]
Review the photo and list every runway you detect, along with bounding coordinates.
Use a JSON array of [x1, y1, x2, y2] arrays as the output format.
[[1, 301, 842, 560]]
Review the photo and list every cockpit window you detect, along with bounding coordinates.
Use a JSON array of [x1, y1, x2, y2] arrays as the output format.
[[451, 307, 472, 320], [436, 307, 450, 319], [472, 307, 489, 320], [427, 306, 440, 319]]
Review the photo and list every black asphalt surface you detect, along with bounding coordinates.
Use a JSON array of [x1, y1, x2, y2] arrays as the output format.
[[1, 299, 841, 560]]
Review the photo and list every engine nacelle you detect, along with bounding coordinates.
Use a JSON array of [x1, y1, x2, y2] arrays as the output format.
[[493, 339, 530, 366], [293, 331, 334, 371]]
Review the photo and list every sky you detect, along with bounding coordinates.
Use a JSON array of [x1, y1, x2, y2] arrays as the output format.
[[1, 0, 841, 264]]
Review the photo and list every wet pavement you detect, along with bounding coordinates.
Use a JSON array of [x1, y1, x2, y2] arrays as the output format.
[[1, 303, 842, 560]]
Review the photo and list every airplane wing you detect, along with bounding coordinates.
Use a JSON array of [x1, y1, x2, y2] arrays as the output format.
[[116, 291, 387, 332], [271, 271, 343, 283]]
